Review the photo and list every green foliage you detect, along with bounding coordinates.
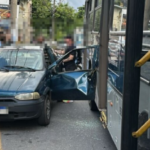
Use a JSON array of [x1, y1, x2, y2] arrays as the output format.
[[76, 5, 85, 19], [31, 0, 85, 40], [20, 0, 29, 4]]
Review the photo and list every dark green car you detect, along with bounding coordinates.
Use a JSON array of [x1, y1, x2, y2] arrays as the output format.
[[0, 46, 96, 126]]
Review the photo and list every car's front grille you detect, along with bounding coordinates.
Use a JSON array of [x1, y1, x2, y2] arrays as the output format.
[[0, 99, 16, 102]]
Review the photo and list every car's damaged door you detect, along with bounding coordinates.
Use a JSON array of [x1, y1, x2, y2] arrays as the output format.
[[48, 47, 96, 100]]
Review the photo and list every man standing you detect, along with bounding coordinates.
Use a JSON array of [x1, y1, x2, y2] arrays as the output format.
[[36, 35, 45, 47], [55, 36, 76, 71], [55, 36, 76, 103]]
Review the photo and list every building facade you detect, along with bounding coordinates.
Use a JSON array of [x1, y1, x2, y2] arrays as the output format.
[[74, 27, 84, 48]]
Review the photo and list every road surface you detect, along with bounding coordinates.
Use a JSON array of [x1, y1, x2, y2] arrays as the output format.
[[0, 101, 117, 150]]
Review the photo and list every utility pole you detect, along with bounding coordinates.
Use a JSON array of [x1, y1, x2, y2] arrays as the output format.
[[52, 0, 56, 41], [10, 0, 18, 43]]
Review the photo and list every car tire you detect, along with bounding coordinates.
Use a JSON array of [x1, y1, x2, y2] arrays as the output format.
[[57, 100, 62, 102], [38, 94, 51, 126], [89, 100, 98, 111]]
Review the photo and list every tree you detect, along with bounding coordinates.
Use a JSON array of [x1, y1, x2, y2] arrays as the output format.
[[74, 5, 85, 27], [76, 5, 85, 19], [31, 1, 85, 40], [31, 0, 52, 37], [54, 3, 76, 38]]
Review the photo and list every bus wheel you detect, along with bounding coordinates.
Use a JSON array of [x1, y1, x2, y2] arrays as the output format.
[[138, 111, 150, 150], [89, 100, 98, 111]]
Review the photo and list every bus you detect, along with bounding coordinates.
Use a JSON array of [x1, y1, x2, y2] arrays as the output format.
[[83, 0, 150, 150]]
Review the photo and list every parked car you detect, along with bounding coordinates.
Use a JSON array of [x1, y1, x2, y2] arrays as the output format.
[[0, 46, 96, 125], [0, 46, 57, 125], [57, 41, 67, 49]]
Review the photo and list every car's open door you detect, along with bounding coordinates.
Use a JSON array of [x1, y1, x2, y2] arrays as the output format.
[[48, 47, 96, 100], [50, 70, 96, 100]]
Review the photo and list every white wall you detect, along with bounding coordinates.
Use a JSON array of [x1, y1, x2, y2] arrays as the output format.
[[0, 0, 9, 5]]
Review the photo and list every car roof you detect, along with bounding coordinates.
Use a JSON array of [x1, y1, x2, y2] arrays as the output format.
[[21, 46, 41, 49], [0, 46, 42, 50]]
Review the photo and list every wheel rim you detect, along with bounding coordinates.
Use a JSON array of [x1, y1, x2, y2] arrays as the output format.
[[46, 96, 51, 120]]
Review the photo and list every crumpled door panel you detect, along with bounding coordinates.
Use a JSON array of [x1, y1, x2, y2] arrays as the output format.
[[50, 70, 96, 100]]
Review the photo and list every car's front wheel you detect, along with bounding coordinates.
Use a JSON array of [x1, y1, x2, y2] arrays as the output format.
[[38, 94, 51, 126]]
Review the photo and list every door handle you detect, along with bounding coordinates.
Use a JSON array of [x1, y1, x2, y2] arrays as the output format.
[[132, 119, 150, 138], [135, 51, 150, 67]]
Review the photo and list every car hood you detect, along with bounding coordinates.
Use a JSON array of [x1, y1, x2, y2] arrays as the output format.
[[0, 71, 45, 97]]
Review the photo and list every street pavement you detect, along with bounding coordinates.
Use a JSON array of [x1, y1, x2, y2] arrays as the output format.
[[0, 101, 117, 150]]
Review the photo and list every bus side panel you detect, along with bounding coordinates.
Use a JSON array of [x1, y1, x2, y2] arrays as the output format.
[[107, 83, 122, 150], [138, 80, 150, 149]]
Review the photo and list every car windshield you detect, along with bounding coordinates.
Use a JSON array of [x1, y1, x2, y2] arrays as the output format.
[[0, 49, 43, 71]]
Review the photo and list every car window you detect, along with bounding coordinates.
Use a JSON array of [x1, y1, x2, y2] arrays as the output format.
[[0, 49, 43, 70]]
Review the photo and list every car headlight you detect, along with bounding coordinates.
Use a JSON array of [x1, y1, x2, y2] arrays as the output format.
[[15, 92, 40, 100]]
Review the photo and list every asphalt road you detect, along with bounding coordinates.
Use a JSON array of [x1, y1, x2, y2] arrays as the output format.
[[0, 101, 117, 150]]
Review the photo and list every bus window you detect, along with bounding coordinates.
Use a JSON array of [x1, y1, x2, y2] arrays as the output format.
[[141, 62, 150, 81], [94, 8, 102, 31], [121, 14, 126, 31], [89, 0, 95, 12], [95, 0, 102, 8], [108, 0, 127, 94], [89, 0, 92, 11], [112, 0, 127, 31], [141, 0, 150, 82], [138, 1, 150, 149], [89, 12, 94, 31]]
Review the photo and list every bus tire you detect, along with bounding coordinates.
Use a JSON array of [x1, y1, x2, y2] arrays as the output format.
[[89, 100, 98, 111], [138, 111, 150, 150]]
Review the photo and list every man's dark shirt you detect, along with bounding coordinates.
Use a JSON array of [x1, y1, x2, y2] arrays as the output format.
[[64, 45, 76, 69]]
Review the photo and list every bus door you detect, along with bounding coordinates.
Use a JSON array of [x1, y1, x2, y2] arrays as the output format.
[[107, 1, 127, 150], [84, 0, 104, 110], [135, 1, 150, 149], [120, 0, 150, 150]]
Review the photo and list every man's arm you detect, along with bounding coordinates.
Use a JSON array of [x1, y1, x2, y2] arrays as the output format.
[[55, 50, 65, 55], [63, 54, 74, 63]]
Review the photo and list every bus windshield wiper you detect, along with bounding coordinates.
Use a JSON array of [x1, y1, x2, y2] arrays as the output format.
[[5, 65, 36, 71]]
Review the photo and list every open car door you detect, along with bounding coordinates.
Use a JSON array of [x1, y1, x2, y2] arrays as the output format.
[[49, 47, 96, 100]]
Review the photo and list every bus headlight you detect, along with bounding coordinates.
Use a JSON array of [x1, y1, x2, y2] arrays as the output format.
[[15, 92, 40, 100]]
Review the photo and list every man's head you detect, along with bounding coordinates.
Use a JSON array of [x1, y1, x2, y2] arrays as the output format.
[[37, 35, 45, 43], [64, 36, 74, 46]]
